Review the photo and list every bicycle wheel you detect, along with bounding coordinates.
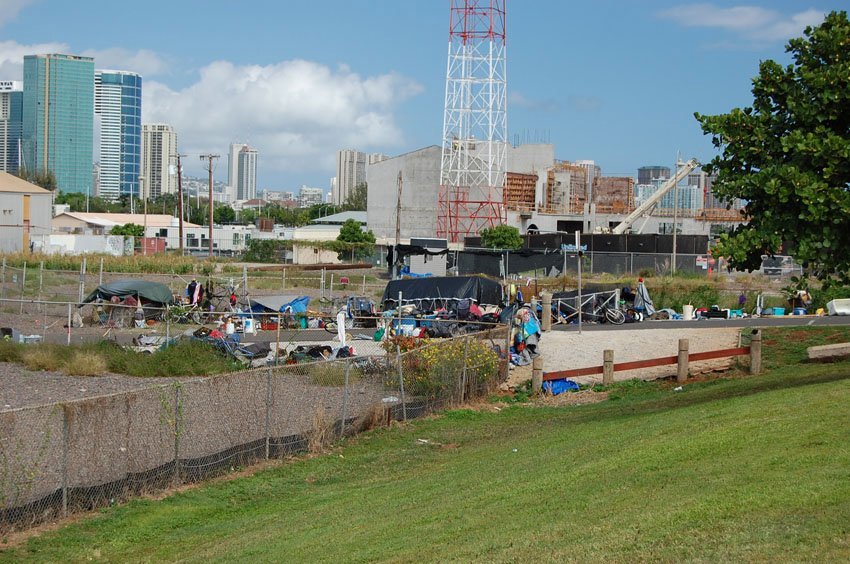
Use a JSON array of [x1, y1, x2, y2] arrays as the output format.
[[605, 308, 625, 325]]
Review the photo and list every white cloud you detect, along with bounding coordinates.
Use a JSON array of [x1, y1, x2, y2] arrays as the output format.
[[658, 4, 825, 43], [81, 48, 169, 77], [143, 59, 423, 181], [0, 0, 36, 27], [0, 39, 68, 79]]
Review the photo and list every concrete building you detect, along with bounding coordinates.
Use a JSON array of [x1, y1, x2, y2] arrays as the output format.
[[0, 81, 23, 174], [52, 211, 198, 235], [298, 186, 324, 207], [95, 70, 142, 200], [638, 165, 670, 185], [0, 171, 52, 252], [142, 124, 177, 198], [228, 143, 258, 201], [22, 54, 95, 194], [291, 211, 368, 265], [333, 150, 388, 205]]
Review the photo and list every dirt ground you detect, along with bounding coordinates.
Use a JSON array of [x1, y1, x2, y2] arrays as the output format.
[[507, 326, 740, 388]]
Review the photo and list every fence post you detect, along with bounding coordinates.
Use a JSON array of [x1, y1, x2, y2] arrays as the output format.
[[532, 355, 543, 395], [1, 257, 5, 299], [750, 329, 762, 375], [77, 257, 86, 304], [38, 261, 43, 312], [341, 361, 351, 436], [282, 267, 286, 290], [173, 384, 181, 486], [362, 274, 366, 295], [603, 349, 614, 385], [61, 405, 69, 516], [329, 273, 334, 299], [677, 338, 689, 383], [265, 368, 272, 459], [541, 291, 552, 332], [66, 302, 72, 345], [19, 261, 26, 314], [396, 346, 407, 422], [504, 318, 513, 380], [99, 257, 104, 286], [461, 337, 470, 403]]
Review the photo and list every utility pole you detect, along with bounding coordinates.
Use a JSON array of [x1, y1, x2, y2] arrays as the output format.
[[200, 154, 220, 257], [139, 175, 147, 256], [173, 154, 186, 254], [671, 153, 681, 275], [394, 171, 403, 279]]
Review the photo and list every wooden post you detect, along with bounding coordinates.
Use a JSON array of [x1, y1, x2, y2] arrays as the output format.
[[541, 291, 552, 332], [532, 355, 543, 395], [677, 338, 689, 383], [603, 349, 614, 385], [750, 329, 762, 375], [282, 267, 286, 290]]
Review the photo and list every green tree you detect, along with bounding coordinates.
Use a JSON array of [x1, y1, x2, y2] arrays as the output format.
[[480, 224, 523, 250], [214, 204, 236, 224], [17, 167, 58, 191], [343, 182, 367, 211], [335, 218, 376, 261], [695, 11, 850, 279], [110, 223, 144, 237]]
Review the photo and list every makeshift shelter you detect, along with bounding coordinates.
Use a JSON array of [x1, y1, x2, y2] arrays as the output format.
[[248, 295, 310, 314], [81, 279, 174, 307], [381, 276, 503, 311]]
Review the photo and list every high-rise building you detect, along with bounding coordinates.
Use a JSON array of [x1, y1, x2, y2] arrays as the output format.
[[334, 149, 366, 205], [0, 81, 23, 174], [22, 54, 95, 194], [637, 165, 670, 185], [142, 123, 177, 198], [95, 70, 142, 200], [227, 143, 258, 200]]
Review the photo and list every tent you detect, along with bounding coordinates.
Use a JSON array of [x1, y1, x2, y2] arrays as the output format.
[[249, 295, 310, 314], [381, 276, 503, 310], [81, 279, 174, 307]]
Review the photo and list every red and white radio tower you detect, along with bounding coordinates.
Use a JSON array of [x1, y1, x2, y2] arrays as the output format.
[[436, 0, 508, 243]]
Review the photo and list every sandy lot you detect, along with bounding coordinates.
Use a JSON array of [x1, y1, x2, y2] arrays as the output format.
[[508, 327, 741, 387]]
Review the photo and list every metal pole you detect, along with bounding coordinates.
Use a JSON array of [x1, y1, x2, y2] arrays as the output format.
[[672, 157, 680, 275], [38, 261, 43, 312], [362, 274, 366, 294], [265, 369, 272, 459], [173, 384, 181, 486], [99, 257, 104, 286], [176, 154, 185, 254], [61, 407, 69, 516], [396, 345, 407, 422], [576, 231, 582, 335], [19, 261, 26, 314], [141, 175, 148, 256], [1, 257, 5, 299], [78, 257, 86, 304], [275, 317, 281, 365], [66, 302, 72, 345], [562, 248, 567, 290], [341, 361, 351, 436], [282, 267, 286, 290], [461, 337, 469, 403]]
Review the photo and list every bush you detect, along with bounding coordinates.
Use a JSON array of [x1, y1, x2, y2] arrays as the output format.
[[22, 347, 62, 371], [64, 351, 108, 376], [398, 338, 500, 399]]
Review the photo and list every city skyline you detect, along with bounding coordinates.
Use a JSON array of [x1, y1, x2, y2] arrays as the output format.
[[0, 1, 846, 191]]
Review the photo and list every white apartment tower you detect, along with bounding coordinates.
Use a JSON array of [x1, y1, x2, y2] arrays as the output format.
[[333, 150, 388, 205], [141, 123, 178, 198], [0, 81, 23, 173], [228, 142, 258, 201]]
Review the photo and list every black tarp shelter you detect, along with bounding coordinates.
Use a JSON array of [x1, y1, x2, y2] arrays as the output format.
[[381, 276, 503, 310], [81, 279, 175, 307]]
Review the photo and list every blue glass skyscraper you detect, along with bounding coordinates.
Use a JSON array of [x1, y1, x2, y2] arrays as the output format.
[[22, 54, 94, 194], [95, 70, 142, 200]]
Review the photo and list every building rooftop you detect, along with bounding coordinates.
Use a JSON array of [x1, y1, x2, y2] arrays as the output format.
[[54, 212, 200, 228], [0, 172, 52, 194], [311, 211, 367, 225]]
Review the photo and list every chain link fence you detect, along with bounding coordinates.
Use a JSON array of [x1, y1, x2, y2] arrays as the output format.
[[0, 327, 507, 534]]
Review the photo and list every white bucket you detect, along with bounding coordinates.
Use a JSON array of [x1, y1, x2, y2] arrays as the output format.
[[225, 321, 235, 335], [243, 318, 255, 334], [682, 304, 694, 321]]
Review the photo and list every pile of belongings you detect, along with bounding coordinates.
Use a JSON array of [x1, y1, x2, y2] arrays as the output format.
[[509, 306, 541, 366], [284, 344, 355, 364], [190, 326, 271, 364]]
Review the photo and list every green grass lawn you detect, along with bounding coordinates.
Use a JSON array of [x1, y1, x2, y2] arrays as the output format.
[[3, 328, 850, 561]]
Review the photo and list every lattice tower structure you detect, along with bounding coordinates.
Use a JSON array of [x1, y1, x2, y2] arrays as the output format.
[[437, 0, 508, 243]]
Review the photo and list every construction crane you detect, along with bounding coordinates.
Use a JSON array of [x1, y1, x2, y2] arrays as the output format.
[[610, 158, 700, 234]]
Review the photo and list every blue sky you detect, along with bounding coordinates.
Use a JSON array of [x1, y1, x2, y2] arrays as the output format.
[[0, 0, 845, 191]]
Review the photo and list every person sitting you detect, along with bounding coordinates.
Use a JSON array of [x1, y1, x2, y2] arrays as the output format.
[[621, 285, 636, 304]]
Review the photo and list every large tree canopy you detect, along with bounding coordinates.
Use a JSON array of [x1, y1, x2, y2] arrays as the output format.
[[695, 11, 850, 279]]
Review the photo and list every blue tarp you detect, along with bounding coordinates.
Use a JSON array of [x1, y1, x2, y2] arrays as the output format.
[[249, 295, 310, 314], [542, 379, 581, 396]]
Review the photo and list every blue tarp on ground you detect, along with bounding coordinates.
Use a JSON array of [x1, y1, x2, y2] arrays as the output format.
[[249, 295, 310, 314], [542, 379, 581, 396]]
